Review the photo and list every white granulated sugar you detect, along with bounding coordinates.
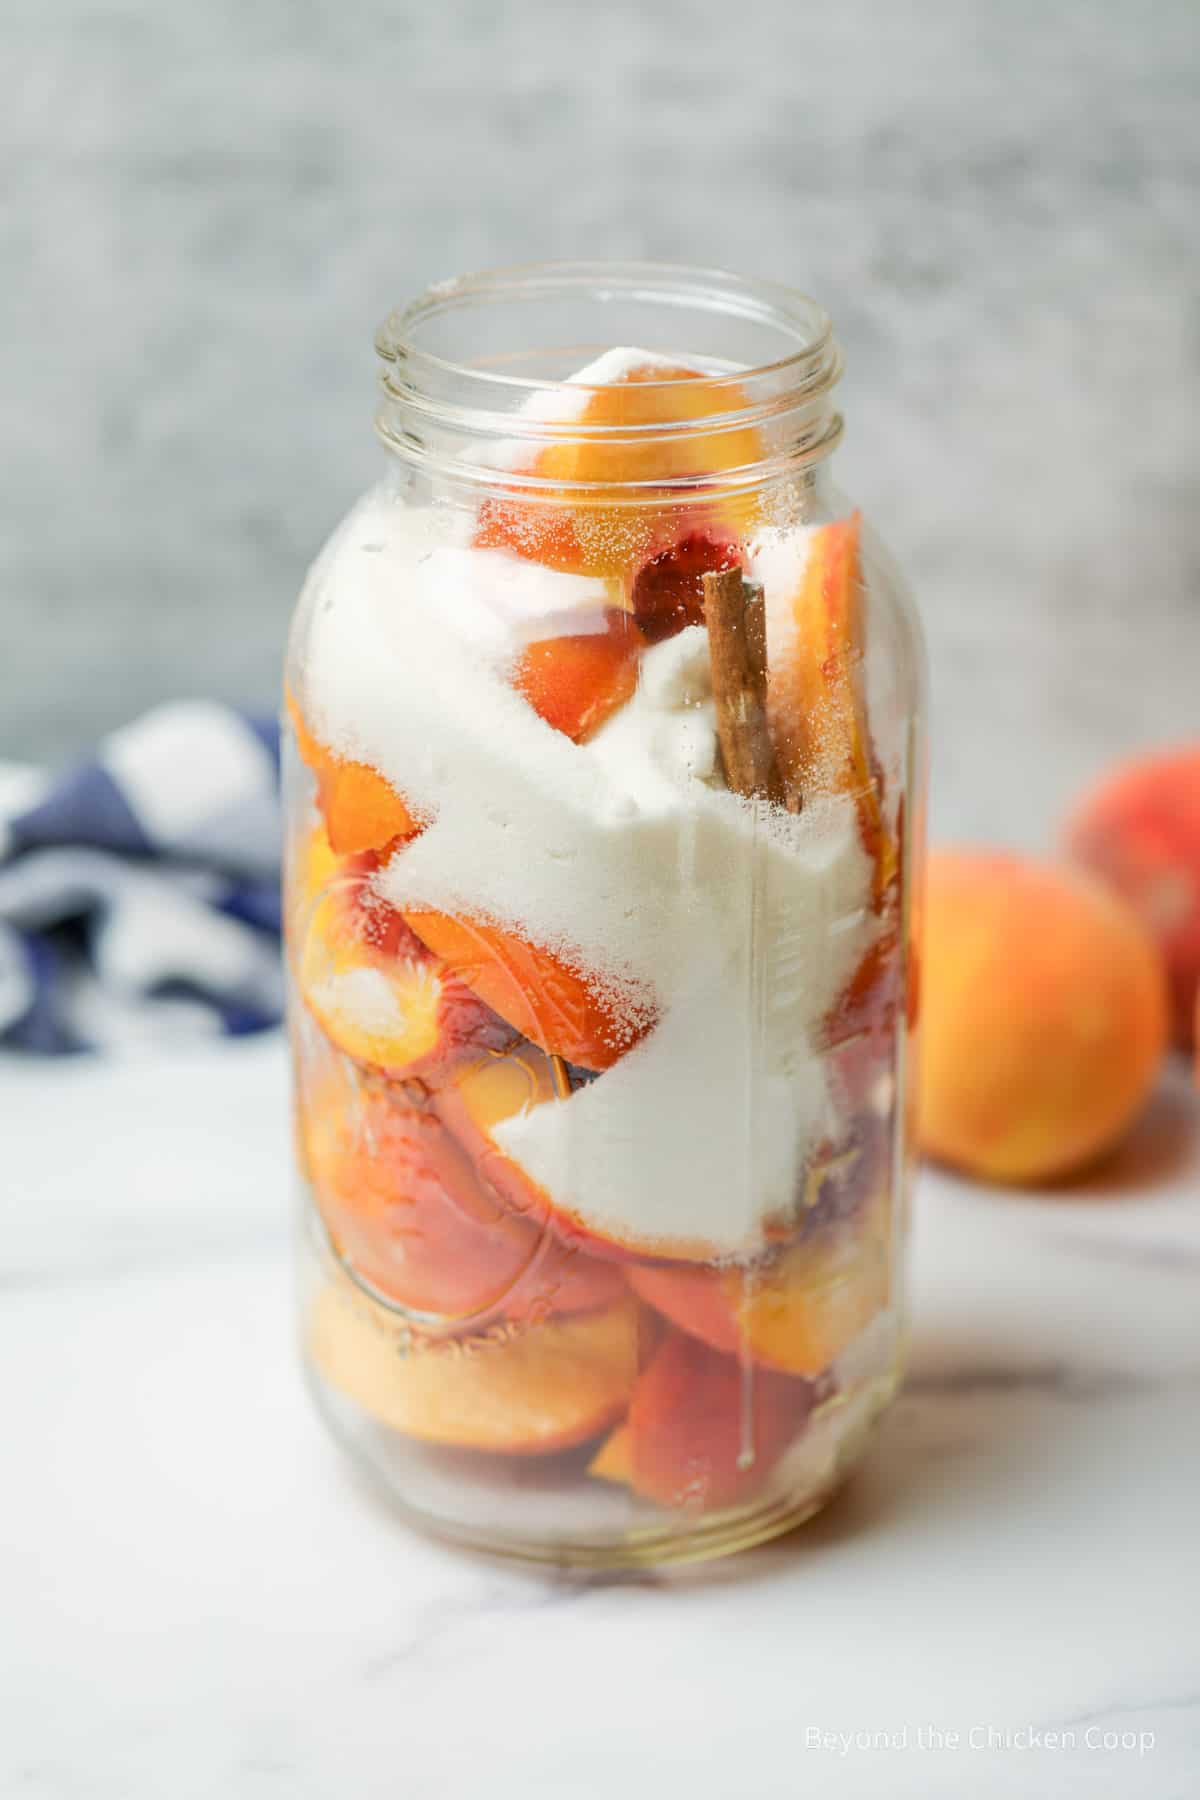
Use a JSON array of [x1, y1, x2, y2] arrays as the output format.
[[492, 831, 854, 1255], [309, 964, 413, 1039], [750, 526, 815, 667], [551, 346, 702, 389], [413, 544, 613, 660], [298, 487, 877, 1251]]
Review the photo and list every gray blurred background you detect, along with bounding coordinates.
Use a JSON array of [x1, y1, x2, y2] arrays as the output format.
[[3, 0, 1197, 845]]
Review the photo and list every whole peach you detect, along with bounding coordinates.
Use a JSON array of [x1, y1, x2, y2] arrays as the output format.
[[919, 851, 1168, 1183], [1065, 747, 1200, 1049]]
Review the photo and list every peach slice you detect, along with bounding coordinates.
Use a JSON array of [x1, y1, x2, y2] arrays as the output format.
[[435, 1044, 652, 1266], [767, 515, 897, 902], [474, 362, 762, 581], [309, 1282, 640, 1454], [287, 687, 423, 857], [730, 1205, 891, 1377], [627, 1262, 740, 1357], [286, 820, 341, 942], [474, 490, 586, 579], [435, 1042, 565, 1221], [512, 607, 641, 742], [588, 1423, 634, 1485], [823, 924, 910, 1115], [302, 1066, 624, 1321], [625, 1331, 813, 1511], [538, 362, 762, 489], [295, 847, 517, 1078], [403, 908, 653, 1072], [630, 1195, 891, 1378]]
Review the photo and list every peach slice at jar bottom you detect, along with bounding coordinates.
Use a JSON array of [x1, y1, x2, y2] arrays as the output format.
[[767, 515, 897, 903], [403, 909, 652, 1073], [624, 1332, 814, 1512], [308, 1284, 640, 1455], [630, 1196, 891, 1379], [588, 1423, 634, 1485], [287, 687, 423, 857], [302, 1066, 625, 1322], [473, 362, 763, 580], [512, 607, 641, 742]]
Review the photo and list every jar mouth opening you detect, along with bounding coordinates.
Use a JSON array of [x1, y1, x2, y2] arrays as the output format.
[[379, 260, 836, 392], [375, 261, 843, 486]]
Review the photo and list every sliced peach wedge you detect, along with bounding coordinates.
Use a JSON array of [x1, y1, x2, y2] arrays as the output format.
[[630, 1191, 892, 1379], [301, 1063, 625, 1322], [623, 1331, 814, 1512], [766, 514, 898, 904], [309, 1281, 641, 1455], [402, 909, 653, 1073], [512, 606, 642, 742], [474, 361, 763, 582], [293, 832, 518, 1079], [588, 1423, 634, 1486], [287, 686, 424, 857]]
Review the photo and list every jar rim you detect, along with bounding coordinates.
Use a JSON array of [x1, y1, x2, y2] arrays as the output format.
[[377, 260, 838, 399], [374, 260, 843, 488]]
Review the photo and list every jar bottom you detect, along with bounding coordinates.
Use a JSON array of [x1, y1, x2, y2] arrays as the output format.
[[298, 1221, 904, 1571], [306, 1363, 899, 1570]]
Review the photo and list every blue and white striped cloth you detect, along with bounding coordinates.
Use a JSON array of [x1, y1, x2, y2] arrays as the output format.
[[0, 702, 283, 1053]]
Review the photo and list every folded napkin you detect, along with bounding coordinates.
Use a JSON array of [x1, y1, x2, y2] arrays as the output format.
[[0, 702, 283, 1053]]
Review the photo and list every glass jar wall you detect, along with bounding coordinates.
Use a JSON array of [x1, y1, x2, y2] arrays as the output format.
[[284, 263, 926, 1566]]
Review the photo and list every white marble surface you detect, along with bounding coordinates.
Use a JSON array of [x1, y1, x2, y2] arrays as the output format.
[[3, 1035, 1199, 1797]]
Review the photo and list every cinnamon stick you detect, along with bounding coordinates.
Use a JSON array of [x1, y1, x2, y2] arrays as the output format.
[[702, 568, 796, 810]]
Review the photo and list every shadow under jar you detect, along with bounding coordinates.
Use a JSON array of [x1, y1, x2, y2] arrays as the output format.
[[285, 262, 927, 1567]]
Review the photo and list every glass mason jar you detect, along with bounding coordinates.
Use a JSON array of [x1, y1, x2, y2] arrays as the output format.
[[284, 262, 926, 1567]]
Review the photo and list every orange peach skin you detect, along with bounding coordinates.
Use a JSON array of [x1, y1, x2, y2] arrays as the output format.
[[919, 850, 1168, 1183], [630, 1196, 890, 1378], [624, 1332, 813, 1511], [403, 908, 653, 1072], [304, 898, 514, 1079], [302, 1066, 625, 1322], [822, 921, 914, 1116], [513, 608, 641, 742], [768, 514, 897, 904], [290, 826, 518, 1078], [474, 362, 763, 580], [1065, 746, 1200, 1049], [287, 687, 423, 857], [588, 1423, 633, 1485], [309, 1283, 640, 1455]]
